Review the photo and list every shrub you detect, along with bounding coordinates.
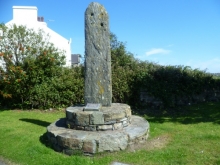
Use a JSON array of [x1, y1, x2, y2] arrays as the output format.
[[27, 66, 84, 109], [0, 24, 84, 109]]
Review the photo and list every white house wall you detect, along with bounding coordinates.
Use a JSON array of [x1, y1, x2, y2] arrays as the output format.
[[5, 6, 71, 67], [13, 6, 37, 23]]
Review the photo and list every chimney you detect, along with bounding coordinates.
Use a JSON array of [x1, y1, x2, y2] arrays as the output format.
[[37, 16, 44, 22]]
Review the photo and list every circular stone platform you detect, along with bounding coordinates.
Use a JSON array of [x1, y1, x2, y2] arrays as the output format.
[[47, 115, 149, 155], [66, 103, 132, 131]]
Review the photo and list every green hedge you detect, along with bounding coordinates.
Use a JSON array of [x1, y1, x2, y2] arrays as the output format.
[[138, 65, 220, 107], [110, 33, 220, 107], [0, 66, 84, 109]]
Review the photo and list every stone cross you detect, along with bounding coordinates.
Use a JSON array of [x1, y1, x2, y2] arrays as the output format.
[[84, 2, 112, 106]]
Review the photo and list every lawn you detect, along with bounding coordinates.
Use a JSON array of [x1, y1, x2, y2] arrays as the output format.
[[0, 102, 220, 165]]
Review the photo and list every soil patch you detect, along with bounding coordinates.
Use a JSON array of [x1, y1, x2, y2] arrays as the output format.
[[127, 134, 171, 152]]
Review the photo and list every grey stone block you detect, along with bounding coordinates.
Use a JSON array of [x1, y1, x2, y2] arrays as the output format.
[[123, 116, 150, 141], [90, 111, 104, 125], [75, 111, 92, 126], [97, 124, 113, 131], [85, 125, 97, 131], [76, 126, 85, 130], [120, 117, 128, 122], [66, 120, 75, 129], [97, 133, 128, 152], [66, 108, 81, 120], [113, 123, 123, 130], [122, 120, 129, 127], [57, 133, 83, 150], [82, 139, 97, 154], [50, 137, 57, 144], [53, 144, 62, 152], [104, 120, 116, 125]]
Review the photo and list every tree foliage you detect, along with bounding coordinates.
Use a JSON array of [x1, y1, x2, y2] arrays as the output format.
[[0, 24, 84, 109]]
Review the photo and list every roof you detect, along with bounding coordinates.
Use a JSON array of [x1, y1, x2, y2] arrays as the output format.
[[13, 6, 37, 10]]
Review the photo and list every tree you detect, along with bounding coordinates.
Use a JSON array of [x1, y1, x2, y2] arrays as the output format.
[[0, 23, 65, 108], [110, 33, 142, 103]]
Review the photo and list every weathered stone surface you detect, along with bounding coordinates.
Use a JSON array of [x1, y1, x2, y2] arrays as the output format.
[[66, 121, 75, 129], [53, 144, 62, 152], [97, 132, 128, 152], [66, 106, 82, 120], [75, 111, 92, 126], [84, 2, 112, 106], [120, 118, 127, 122], [104, 111, 125, 121], [97, 124, 113, 131], [82, 139, 97, 154], [104, 120, 116, 125], [102, 103, 131, 121], [113, 122, 123, 130], [76, 126, 85, 130], [123, 116, 149, 143], [66, 106, 84, 112], [66, 103, 132, 130], [84, 125, 96, 131], [84, 103, 101, 111], [47, 115, 149, 155], [122, 120, 128, 127], [125, 108, 132, 117], [57, 133, 84, 150], [90, 111, 104, 125]]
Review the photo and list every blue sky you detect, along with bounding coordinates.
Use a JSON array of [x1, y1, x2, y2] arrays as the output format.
[[1, 0, 220, 73]]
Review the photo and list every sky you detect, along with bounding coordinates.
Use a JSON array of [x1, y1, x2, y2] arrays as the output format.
[[0, 0, 220, 73]]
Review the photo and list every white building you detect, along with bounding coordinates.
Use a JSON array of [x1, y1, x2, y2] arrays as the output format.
[[5, 6, 72, 67]]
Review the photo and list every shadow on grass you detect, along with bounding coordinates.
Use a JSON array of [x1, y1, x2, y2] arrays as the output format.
[[39, 118, 67, 151], [19, 118, 54, 150], [134, 102, 220, 125], [0, 108, 10, 112], [39, 132, 53, 149], [19, 118, 51, 127]]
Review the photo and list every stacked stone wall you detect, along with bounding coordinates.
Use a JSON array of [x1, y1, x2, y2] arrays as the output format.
[[140, 89, 220, 108]]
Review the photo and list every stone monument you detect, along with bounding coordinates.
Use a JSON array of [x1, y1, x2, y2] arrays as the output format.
[[84, 2, 112, 106], [46, 2, 149, 156]]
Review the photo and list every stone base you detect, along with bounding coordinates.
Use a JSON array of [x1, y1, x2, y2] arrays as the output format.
[[66, 103, 132, 131], [47, 115, 149, 155]]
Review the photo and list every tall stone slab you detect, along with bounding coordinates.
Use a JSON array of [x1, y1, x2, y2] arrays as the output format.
[[84, 2, 112, 106]]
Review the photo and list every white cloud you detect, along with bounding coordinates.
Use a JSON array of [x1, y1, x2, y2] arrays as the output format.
[[187, 58, 220, 73], [146, 48, 171, 56], [167, 44, 174, 47]]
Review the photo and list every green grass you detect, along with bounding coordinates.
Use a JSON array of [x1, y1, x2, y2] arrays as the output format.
[[0, 102, 220, 165]]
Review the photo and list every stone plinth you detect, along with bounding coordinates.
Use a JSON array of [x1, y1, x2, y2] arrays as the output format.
[[47, 115, 149, 155], [66, 103, 131, 131]]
